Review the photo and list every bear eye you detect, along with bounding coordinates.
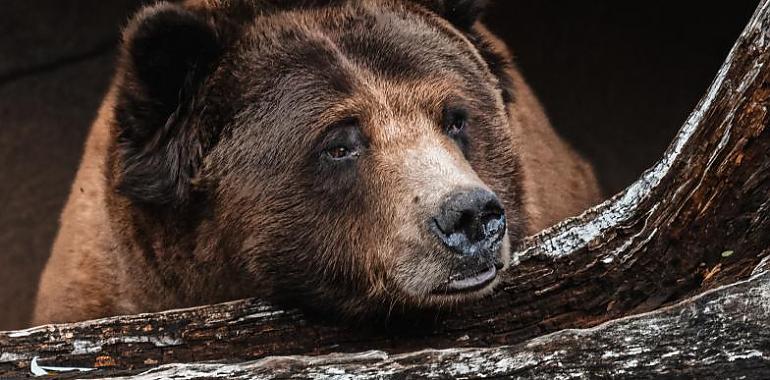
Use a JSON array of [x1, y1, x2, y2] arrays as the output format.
[[318, 121, 364, 163], [444, 108, 468, 138], [325, 145, 355, 160]]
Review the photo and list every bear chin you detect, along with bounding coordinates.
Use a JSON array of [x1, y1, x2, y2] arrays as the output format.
[[391, 232, 512, 309]]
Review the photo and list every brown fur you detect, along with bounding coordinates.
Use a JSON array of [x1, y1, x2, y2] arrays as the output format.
[[33, 0, 600, 325]]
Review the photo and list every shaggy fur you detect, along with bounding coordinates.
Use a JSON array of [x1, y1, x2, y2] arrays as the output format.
[[33, 0, 601, 325]]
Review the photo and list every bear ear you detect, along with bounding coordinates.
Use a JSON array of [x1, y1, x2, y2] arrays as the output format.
[[114, 2, 224, 208], [414, 0, 490, 30]]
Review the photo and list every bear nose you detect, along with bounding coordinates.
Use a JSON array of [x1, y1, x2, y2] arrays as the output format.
[[431, 188, 506, 256]]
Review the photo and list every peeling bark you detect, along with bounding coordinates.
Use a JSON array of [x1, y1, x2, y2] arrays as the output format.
[[1, 0, 769, 378]]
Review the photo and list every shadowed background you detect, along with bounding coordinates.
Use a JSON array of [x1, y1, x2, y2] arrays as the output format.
[[0, 1, 758, 329]]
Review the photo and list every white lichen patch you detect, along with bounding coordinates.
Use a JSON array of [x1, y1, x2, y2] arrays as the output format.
[[69, 335, 182, 355], [660, 350, 681, 359], [623, 359, 639, 369], [231, 309, 285, 324], [601, 351, 621, 359], [0, 352, 27, 363], [7, 330, 33, 338], [72, 340, 103, 355], [727, 350, 764, 362]]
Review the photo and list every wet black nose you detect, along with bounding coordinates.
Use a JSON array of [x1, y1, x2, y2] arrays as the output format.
[[431, 189, 506, 256]]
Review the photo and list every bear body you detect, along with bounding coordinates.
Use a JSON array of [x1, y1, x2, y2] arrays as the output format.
[[33, 0, 601, 325]]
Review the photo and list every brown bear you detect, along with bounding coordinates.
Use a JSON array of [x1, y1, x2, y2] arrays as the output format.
[[33, 0, 601, 325]]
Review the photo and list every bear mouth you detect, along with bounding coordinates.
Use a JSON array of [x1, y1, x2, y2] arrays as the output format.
[[431, 264, 499, 295]]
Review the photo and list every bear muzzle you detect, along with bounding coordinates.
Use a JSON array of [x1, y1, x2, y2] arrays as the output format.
[[429, 188, 507, 294]]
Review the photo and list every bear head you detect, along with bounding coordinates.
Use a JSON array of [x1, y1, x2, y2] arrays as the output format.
[[109, 0, 524, 319]]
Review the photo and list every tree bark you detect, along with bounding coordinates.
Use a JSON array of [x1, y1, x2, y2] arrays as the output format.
[[2, 0, 769, 378], [92, 266, 770, 380]]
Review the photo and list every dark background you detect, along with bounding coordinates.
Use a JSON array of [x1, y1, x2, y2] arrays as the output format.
[[0, 1, 758, 330]]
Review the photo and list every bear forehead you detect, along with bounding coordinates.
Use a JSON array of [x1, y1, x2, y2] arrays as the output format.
[[210, 2, 501, 141], [239, 3, 482, 76]]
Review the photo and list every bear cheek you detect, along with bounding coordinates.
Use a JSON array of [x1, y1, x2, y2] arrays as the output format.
[[391, 248, 454, 297]]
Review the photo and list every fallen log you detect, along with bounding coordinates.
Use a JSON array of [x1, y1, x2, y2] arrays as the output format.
[[101, 262, 770, 379], [1, 0, 769, 378]]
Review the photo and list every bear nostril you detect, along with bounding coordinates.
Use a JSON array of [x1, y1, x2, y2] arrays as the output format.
[[431, 189, 506, 256], [473, 209, 505, 241], [476, 210, 505, 242], [454, 210, 476, 238]]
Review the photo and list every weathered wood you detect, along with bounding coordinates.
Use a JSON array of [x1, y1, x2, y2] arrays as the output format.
[[1, 0, 769, 378], [100, 263, 770, 379]]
